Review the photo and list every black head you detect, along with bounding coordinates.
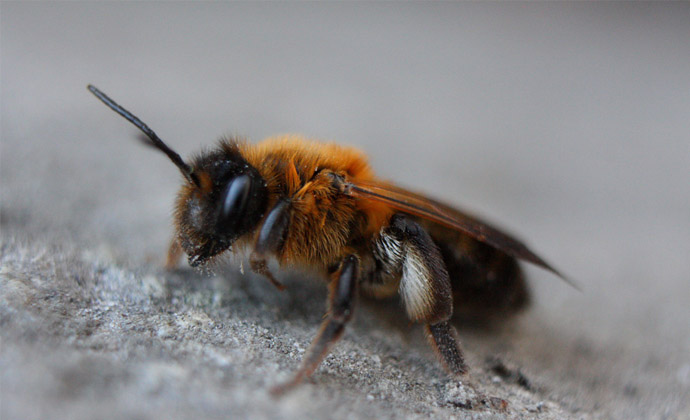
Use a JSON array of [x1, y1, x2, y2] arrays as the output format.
[[88, 85, 268, 267], [176, 143, 268, 266]]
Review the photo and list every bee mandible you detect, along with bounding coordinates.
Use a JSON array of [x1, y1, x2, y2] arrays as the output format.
[[87, 85, 571, 394]]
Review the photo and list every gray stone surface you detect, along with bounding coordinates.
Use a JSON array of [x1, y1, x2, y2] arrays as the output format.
[[2, 3, 689, 420]]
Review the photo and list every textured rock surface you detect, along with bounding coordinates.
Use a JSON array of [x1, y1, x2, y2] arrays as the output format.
[[2, 3, 689, 420]]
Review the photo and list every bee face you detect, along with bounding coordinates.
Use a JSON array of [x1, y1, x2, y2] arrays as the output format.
[[176, 144, 269, 267]]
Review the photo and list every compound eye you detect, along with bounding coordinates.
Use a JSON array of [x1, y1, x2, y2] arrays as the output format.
[[219, 175, 251, 233]]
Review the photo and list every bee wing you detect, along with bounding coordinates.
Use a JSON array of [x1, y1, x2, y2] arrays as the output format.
[[344, 179, 576, 288]]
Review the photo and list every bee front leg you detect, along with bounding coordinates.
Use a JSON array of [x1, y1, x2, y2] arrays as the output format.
[[271, 254, 359, 395], [378, 214, 468, 376], [249, 254, 285, 291], [165, 236, 183, 269], [250, 199, 291, 291]]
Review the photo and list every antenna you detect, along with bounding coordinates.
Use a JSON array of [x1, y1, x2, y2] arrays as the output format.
[[87, 84, 200, 187]]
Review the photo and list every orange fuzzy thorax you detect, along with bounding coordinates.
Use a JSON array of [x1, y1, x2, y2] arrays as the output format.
[[238, 135, 393, 267]]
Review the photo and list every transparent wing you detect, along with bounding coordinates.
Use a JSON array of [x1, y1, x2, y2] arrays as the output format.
[[344, 179, 577, 288]]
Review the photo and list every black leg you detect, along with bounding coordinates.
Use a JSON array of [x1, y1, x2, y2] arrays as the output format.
[[271, 254, 359, 395], [250, 199, 291, 290], [255, 199, 291, 255], [373, 214, 468, 377], [425, 321, 468, 375]]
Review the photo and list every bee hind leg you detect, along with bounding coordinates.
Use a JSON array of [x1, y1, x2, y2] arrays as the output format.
[[378, 214, 468, 376], [425, 321, 468, 375], [270, 254, 359, 395]]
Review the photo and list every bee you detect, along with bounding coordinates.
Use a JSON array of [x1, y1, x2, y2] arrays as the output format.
[[88, 85, 572, 394]]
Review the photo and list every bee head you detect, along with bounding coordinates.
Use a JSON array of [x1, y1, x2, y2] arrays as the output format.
[[175, 142, 268, 266], [87, 85, 268, 267]]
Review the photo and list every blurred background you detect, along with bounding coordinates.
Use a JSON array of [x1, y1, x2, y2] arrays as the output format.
[[2, 3, 689, 419]]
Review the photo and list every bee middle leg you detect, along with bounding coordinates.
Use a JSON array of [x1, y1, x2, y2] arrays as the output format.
[[372, 213, 468, 376], [271, 254, 359, 395]]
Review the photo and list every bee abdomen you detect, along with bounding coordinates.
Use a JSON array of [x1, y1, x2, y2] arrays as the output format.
[[434, 236, 530, 319]]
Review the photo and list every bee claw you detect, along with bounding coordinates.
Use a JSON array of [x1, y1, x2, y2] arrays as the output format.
[[269, 375, 303, 397], [249, 253, 286, 291]]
